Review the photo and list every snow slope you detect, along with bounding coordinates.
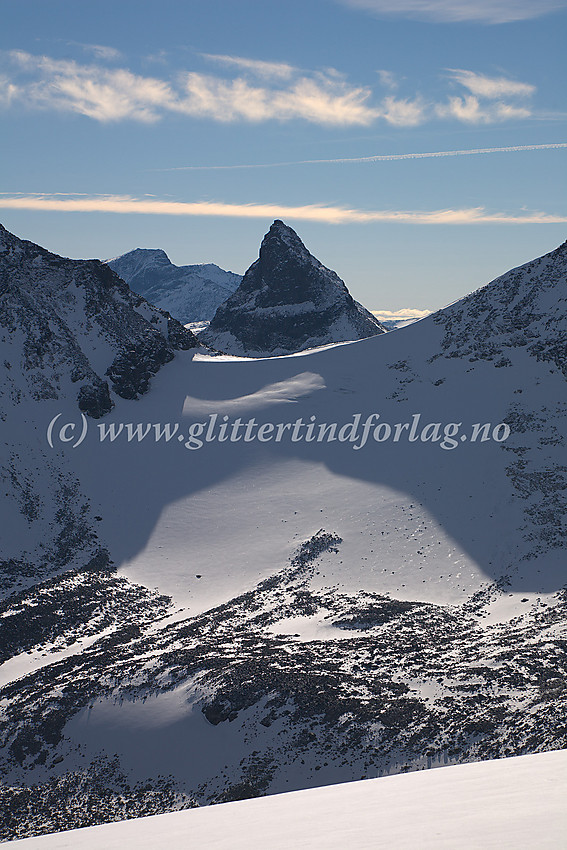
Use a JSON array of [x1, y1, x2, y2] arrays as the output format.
[[9, 750, 567, 849]]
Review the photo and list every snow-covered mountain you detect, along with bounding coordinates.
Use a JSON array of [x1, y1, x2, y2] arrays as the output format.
[[106, 248, 241, 323], [1, 225, 199, 417], [199, 220, 386, 355], [9, 750, 567, 849], [1, 226, 566, 841]]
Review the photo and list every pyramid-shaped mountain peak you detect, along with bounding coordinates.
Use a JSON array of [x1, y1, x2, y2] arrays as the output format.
[[200, 220, 385, 356]]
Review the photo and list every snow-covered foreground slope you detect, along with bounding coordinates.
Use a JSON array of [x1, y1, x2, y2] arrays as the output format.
[[9, 750, 567, 849], [1, 228, 566, 839], [106, 248, 241, 323]]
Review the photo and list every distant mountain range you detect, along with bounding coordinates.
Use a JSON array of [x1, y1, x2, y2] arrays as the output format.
[[1, 221, 566, 840], [106, 248, 241, 324]]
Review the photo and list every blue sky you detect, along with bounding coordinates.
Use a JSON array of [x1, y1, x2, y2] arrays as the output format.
[[1, 0, 566, 315]]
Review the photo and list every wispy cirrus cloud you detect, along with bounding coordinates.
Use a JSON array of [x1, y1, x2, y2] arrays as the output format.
[[0, 51, 540, 128], [0, 74, 19, 106], [447, 68, 535, 99], [435, 96, 531, 124], [1, 51, 380, 126], [376, 69, 399, 90], [0, 193, 565, 225], [70, 43, 123, 62], [199, 53, 298, 80], [334, 0, 567, 24], [436, 68, 535, 123], [175, 71, 380, 125], [8, 51, 174, 122], [381, 95, 425, 126]]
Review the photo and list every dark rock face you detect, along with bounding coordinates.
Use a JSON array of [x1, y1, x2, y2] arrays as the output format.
[[200, 220, 385, 356], [106, 248, 241, 323], [76, 381, 113, 419], [0, 223, 200, 416]]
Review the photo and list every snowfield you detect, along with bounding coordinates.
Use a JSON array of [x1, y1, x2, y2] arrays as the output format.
[[8, 750, 567, 849]]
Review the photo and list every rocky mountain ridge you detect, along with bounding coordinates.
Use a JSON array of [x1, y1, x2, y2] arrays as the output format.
[[0, 224, 199, 418], [0, 222, 199, 601]]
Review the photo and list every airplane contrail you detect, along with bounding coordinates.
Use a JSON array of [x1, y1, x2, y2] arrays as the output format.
[[157, 142, 567, 171]]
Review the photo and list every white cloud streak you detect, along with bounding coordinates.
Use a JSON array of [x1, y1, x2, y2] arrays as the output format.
[[372, 308, 432, 319], [335, 0, 567, 24], [0, 194, 565, 225], [158, 143, 567, 171]]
